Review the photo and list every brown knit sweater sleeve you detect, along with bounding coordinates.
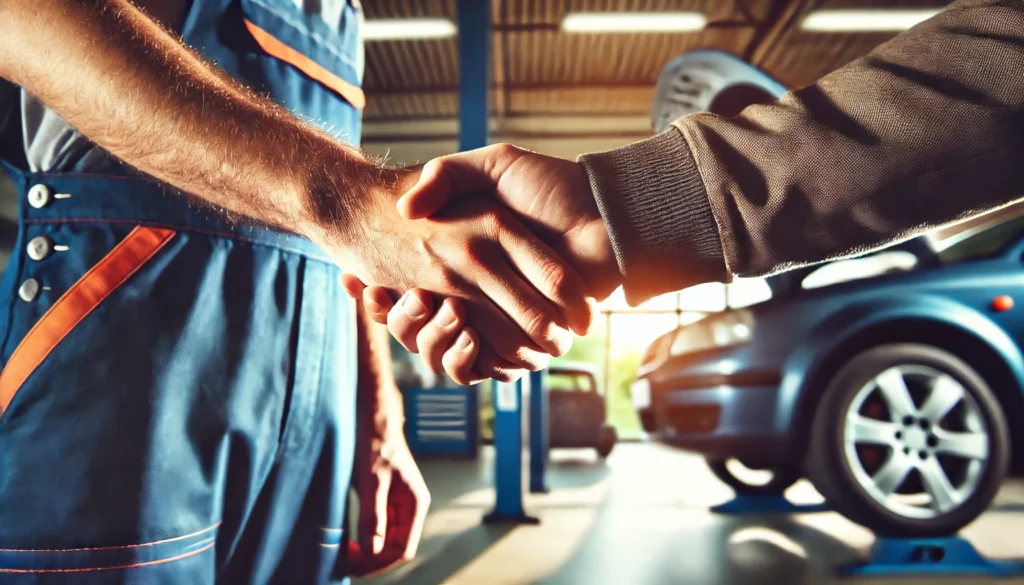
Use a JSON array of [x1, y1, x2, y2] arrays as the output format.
[[579, 0, 1024, 305]]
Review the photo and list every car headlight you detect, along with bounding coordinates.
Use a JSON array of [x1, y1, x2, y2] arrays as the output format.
[[670, 310, 754, 356]]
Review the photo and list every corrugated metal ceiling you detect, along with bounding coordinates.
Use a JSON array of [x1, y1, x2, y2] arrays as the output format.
[[361, 0, 951, 120]]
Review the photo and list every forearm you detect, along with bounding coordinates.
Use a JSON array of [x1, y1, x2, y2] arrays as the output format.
[[356, 303, 405, 436], [0, 0, 381, 238], [581, 0, 1024, 304]]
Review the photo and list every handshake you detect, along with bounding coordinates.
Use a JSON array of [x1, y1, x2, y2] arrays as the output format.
[[333, 143, 623, 385]]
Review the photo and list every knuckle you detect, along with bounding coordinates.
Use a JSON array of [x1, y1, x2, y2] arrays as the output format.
[[415, 328, 434, 353], [431, 158, 452, 174], [506, 346, 548, 372], [435, 270, 459, 293], [462, 246, 489, 272], [387, 319, 418, 353], [495, 143, 519, 159], [450, 368, 475, 386], [541, 261, 572, 302], [479, 209, 503, 236], [530, 353, 551, 371], [520, 308, 557, 349], [547, 334, 571, 359], [493, 370, 514, 383]]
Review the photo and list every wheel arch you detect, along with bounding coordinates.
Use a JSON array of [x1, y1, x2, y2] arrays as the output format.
[[784, 301, 1024, 470]]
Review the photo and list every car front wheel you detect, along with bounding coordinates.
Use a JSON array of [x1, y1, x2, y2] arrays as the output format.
[[807, 343, 1010, 537]]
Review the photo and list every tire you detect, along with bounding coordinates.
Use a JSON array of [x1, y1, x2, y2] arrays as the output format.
[[807, 343, 1010, 537], [707, 457, 800, 497], [596, 426, 617, 458]]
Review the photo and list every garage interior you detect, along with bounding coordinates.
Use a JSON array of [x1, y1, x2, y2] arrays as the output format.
[[351, 1, 1024, 584], [2, 0, 1023, 583]]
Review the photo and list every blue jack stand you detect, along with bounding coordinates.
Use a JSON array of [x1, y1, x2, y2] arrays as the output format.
[[483, 379, 540, 525], [841, 537, 1024, 577], [711, 495, 829, 515]]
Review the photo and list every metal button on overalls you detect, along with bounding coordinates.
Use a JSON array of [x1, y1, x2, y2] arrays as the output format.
[[18, 278, 40, 302], [27, 184, 52, 209], [26, 236, 53, 261]]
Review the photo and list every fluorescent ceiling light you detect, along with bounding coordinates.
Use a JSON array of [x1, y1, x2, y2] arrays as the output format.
[[561, 12, 707, 33], [362, 18, 457, 41], [800, 9, 942, 32]]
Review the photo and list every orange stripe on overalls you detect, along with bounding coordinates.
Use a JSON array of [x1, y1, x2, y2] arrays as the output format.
[[0, 226, 177, 414], [243, 20, 367, 110]]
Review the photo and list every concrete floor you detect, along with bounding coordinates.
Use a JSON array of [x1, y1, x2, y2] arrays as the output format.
[[357, 442, 1024, 585]]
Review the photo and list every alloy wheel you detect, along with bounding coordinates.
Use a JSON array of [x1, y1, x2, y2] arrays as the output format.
[[843, 365, 989, 519]]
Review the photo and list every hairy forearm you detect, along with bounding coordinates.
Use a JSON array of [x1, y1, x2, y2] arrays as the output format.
[[0, 0, 382, 237]]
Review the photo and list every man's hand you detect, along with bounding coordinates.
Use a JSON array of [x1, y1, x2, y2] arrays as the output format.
[[340, 144, 621, 383], [401, 144, 619, 299], [349, 418, 430, 576], [323, 165, 592, 379], [349, 307, 431, 577]]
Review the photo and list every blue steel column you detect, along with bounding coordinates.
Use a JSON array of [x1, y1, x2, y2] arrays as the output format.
[[458, 0, 490, 151], [484, 378, 539, 524], [460, 0, 536, 526], [529, 370, 550, 493]]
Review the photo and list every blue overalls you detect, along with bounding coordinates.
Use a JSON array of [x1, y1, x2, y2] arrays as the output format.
[[0, 1, 365, 583]]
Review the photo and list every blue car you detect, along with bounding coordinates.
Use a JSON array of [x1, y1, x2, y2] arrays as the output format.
[[632, 214, 1024, 536]]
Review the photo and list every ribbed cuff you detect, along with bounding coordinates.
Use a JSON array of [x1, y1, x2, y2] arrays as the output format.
[[578, 127, 727, 305]]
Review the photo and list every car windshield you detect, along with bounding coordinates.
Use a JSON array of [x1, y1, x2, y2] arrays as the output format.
[[936, 214, 1024, 264], [548, 372, 594, 392]]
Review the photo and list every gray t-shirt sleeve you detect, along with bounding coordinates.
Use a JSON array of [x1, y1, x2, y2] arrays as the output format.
[[21, 91, 118, 173]]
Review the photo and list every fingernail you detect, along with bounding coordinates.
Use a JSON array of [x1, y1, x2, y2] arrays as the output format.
[[365, 299, 384, 315], [373, 534, 385, 554], [401, 294, 426, 318], [455, 330, 472, 351], [436, 303, 457, 328]]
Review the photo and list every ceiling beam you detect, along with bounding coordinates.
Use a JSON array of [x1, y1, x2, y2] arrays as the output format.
[[748, 0, 817, 67]]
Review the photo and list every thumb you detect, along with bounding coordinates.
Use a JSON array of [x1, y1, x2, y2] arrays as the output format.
[[359, 467, 392, 555], [397, 145, 522, 219], [396, 158, 454, 219]]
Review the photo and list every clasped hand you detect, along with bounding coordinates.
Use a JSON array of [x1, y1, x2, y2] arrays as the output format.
[[339, 144, 619, 384]]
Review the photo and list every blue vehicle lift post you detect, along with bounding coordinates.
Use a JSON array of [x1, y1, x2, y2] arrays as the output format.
[[484, 379, 539, 524], [457, 0, 489, 153], [457, 0, 537, 525], [529, 370, 550, 494]]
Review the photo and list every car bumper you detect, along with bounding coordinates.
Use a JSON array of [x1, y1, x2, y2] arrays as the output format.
[[651, 381, 792, 465]]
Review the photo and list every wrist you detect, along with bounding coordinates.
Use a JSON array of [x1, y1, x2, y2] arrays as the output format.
[[293, 146, 376, 246], [364, 385, 406, 437], [564, 161, 622, 300], [567, 214, 621, 300], [296, 153, 421, 251], [578, 129, 727, 305]]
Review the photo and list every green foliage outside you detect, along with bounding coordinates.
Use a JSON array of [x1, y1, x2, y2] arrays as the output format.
[[551, 319, 645, 440]]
